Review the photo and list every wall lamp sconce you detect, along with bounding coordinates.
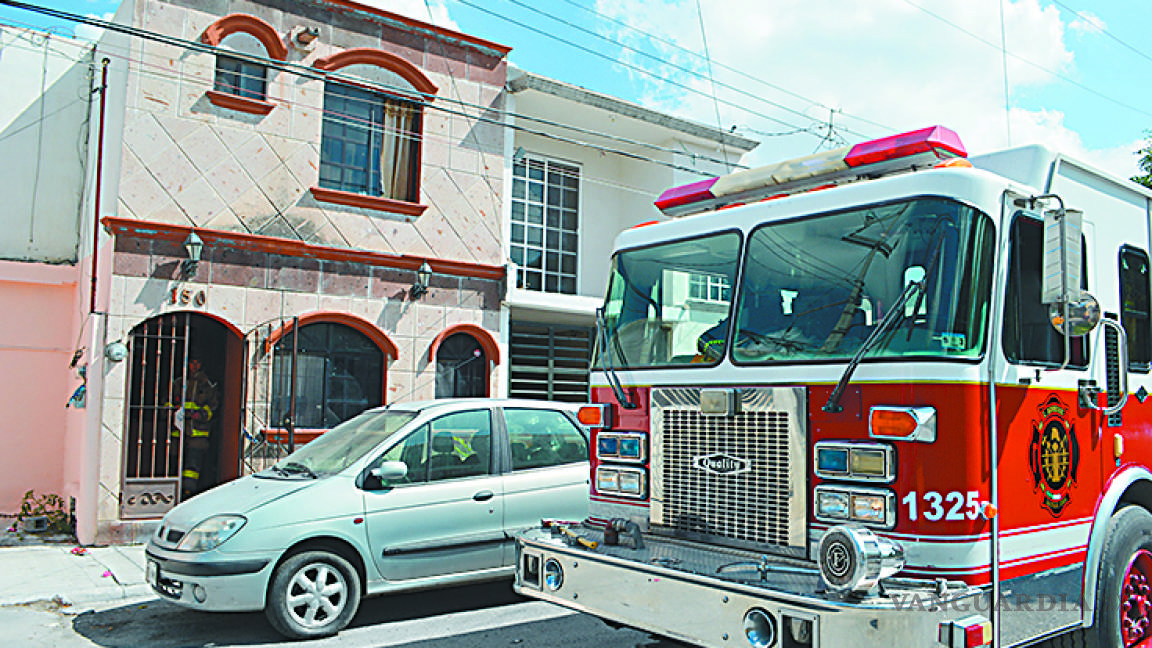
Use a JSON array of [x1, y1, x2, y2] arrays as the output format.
[[104, 341, 129, 363], [182, 231, 204, 278], [411, 262, 432, 299], [290, 25, 320, 51], [295, 26, 319, 45]]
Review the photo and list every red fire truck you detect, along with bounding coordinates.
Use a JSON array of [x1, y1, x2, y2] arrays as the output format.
[[514, 126, 1152, 648]]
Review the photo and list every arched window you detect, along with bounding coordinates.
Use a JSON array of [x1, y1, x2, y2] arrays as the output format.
[[201, 14, 286, 114], [271, 322, 384, 429], [435, 333, 487, 398]]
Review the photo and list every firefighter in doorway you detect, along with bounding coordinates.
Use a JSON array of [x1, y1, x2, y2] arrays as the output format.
[[171, 358, 218, 497]]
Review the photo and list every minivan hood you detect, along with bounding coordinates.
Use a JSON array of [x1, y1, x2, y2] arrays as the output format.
[[162, 474, 318, 529]]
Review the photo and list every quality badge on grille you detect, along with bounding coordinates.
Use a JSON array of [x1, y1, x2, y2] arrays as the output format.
[[692, 453, 749, 475]]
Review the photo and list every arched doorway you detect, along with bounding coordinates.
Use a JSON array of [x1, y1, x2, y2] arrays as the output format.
[[120, 312, 242, 519], [435, 333, 488, 398]]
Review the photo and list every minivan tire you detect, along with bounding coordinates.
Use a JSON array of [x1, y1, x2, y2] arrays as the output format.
[[265, 550, 362, 639]]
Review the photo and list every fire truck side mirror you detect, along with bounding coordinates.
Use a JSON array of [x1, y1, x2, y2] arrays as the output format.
[[1048, 292, 1101, 337], [1041, 206, 1083, 306]]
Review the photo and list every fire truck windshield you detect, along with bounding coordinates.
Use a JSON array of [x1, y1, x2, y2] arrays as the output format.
[[597, 197, 994, 368]]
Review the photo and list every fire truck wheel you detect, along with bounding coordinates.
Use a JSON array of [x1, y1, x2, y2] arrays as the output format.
[[1093, 505, 1152, 648]]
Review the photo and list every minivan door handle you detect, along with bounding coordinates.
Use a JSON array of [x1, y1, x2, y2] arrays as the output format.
[[473, 490, 494, 501]]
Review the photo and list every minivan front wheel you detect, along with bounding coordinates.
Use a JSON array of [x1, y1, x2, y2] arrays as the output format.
[[266, 550, 361, 639]]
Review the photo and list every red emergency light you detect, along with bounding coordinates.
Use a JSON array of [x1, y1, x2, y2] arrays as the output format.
[[843, 125, 966, 167], [654, 126, 967, 217]]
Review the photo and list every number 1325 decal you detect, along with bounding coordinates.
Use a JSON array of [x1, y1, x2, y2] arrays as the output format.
[[902, 491, 982, 521]]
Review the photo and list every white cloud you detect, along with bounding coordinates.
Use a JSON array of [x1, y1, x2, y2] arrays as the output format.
[[592, 0, 1138, 179], [1069, 10, 1106, 35], [357, 0, 459, 32]]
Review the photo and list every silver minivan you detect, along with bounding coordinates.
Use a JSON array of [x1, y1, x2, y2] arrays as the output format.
[[144, 399, 590, 638]]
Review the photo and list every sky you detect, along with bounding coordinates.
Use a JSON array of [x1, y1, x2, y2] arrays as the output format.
[[4, 0, 1150, 179]]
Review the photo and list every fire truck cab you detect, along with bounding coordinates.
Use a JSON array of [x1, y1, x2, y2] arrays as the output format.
[[514, 126, 1152, 648]]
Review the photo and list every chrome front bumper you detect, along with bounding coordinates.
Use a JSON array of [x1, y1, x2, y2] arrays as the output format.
[[515, 527, 989, 648]]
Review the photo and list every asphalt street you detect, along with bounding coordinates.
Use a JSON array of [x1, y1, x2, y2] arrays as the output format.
[[1, 580, 687, 648]]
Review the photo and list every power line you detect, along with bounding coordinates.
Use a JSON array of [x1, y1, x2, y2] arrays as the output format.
[[2, 23, 685, 219], [551, 0, 895, 135], [1048, 0, 1152, 66], [0, 2, 747, 180], [694, 0, 730, 172], [902, 0, 1152, 121], [448, 0, 814, 135], [487, 0, 876, 141]]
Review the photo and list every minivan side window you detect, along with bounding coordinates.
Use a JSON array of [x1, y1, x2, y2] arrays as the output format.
[[427, 409, 493, 481], [504, 409, 587, 471], [379, 425, 428, 485]]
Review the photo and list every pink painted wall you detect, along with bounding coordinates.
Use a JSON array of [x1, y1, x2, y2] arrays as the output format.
[[0, 260, 84, 515]]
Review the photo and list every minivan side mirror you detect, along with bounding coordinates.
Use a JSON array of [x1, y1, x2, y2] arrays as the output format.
[[370, 461, 408, 482]]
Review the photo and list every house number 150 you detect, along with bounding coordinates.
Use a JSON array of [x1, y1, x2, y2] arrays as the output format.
[[170, 287, 207, 306]]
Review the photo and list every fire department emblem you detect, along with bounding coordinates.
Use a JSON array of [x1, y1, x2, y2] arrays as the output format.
[[1028, 395, 1080, 517]]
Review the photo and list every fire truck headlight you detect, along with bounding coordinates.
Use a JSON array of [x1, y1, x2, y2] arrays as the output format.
[[849, 448, 887, 477], [817, 525, 905, 595], [596, 432, 646, 462], [596, 466, 646, 497], [596, 467, 619, 492], [597, 436, 619, 457], [815, 489, 850, 519], [850, 493, 890, 525], [618, 470, 645, 495], [742, 608, 777, 648], [815, 486, 894, 528], [543, 558, 564, 591], [619, 437, 642, 459]]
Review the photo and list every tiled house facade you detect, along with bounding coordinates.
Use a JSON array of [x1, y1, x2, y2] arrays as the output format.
[[92, 0, 510, 543]]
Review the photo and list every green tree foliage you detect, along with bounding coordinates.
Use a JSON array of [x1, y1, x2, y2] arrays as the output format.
[[1134, 131, 1152, 189]]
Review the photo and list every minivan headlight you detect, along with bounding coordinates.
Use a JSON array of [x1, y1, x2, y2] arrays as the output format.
[[176, 515, 247, 552]]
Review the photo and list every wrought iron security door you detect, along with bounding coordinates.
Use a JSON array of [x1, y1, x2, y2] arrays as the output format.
[[240, 318, 299, 476], [121, 313, 189, 519]]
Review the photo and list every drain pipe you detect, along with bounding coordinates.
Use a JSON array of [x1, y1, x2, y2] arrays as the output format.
[[89, 57, 109, 314], [77, 58, 110, 545]]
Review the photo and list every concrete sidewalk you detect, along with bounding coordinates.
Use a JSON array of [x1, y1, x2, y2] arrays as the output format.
[[0, 544, 153, 608]]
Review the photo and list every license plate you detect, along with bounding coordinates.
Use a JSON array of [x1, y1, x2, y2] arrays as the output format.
[[147, 561, 159, 587]]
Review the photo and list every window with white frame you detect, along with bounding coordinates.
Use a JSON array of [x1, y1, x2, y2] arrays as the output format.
[[688, 273, 731, 302], [511, 156, 579, 294]]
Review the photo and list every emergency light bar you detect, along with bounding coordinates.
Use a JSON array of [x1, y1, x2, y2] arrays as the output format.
[[655, 125, 967, 217]]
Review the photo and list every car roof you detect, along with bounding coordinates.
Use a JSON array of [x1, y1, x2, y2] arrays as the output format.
[[373, 398, 583, 415]]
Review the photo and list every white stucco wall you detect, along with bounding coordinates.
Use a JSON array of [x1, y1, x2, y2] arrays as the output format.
[[0, 26, 94, 263], [505, 92, 745, 309]]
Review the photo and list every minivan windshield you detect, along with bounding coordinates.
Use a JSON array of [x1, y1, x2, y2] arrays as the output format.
[[266, 409, 417, 477]]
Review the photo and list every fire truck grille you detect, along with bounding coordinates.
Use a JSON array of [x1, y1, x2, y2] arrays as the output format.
[[650, 387, 807, 556]]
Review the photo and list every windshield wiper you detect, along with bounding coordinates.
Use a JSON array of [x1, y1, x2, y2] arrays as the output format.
[[595, 307, 638, 410], [277, 462, 319, 479], [824, 281, 923, 413]]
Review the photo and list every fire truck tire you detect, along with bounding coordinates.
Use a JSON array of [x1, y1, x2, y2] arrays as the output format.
[[1032, 506, 1152, 648], [1089, 505, 1152, 648]]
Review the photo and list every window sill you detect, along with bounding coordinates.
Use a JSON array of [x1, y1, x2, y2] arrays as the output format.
[[205, 90, 275, 115], [310, 187, 429, 218]]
